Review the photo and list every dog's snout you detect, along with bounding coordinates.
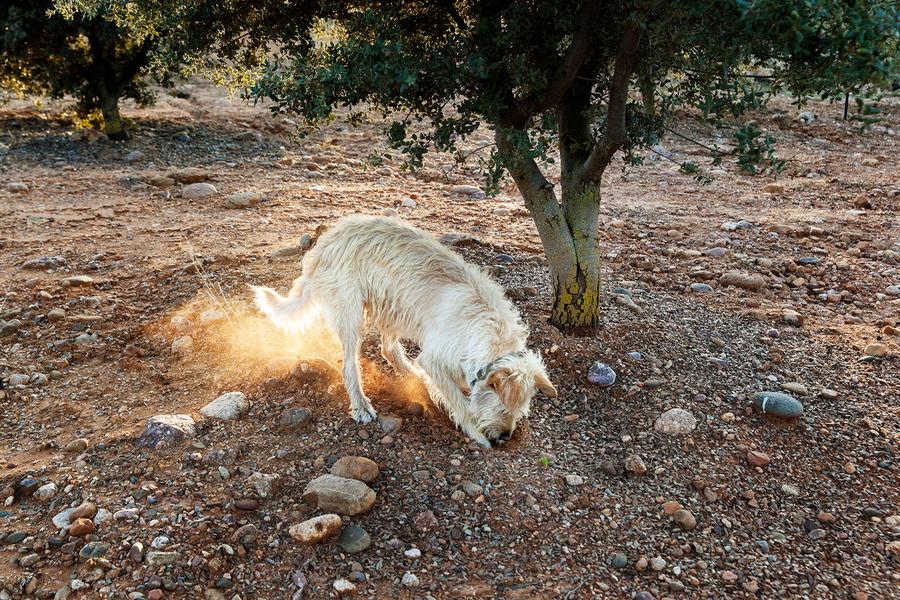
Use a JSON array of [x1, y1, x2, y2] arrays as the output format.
[[497, 430, 512, 442]]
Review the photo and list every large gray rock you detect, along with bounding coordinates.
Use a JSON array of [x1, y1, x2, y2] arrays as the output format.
[[224, 191, 261, 208], [302, 475, 376, 516], [719, 271, 767, 291], [200, 392, 249, 420], [135, 414, 196, 448]]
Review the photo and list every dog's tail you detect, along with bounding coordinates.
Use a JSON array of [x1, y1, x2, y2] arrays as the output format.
[[251, 278, 319, 333]]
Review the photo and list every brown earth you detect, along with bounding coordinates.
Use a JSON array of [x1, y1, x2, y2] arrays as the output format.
[[0, 81, 898, 599]]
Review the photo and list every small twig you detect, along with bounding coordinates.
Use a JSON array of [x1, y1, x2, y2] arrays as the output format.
[[563, 577, 586, 599]]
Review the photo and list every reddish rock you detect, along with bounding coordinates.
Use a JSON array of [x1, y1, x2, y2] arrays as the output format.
[[746, 451, 771, 468], [69, 518, 95, 536]]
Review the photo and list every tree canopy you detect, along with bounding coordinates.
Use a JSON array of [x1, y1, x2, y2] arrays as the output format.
[[252, 0, 898, 328]]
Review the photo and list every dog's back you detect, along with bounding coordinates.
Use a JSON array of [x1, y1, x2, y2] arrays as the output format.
[[303, 214, 524, 347]]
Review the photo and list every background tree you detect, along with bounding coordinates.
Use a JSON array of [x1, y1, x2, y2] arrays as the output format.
[[252, 0, 898, 329], [0, 0, 311, 139]]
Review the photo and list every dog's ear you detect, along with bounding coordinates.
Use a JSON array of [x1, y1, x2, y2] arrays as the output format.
[[534, 371, 558, 398], [486, 368, 526, 412]]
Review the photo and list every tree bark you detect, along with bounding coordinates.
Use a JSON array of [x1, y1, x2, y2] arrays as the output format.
[[100, 93, 128, 140]]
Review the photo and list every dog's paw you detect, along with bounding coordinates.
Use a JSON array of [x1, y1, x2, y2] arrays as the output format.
[[351, 405, 378, 424]]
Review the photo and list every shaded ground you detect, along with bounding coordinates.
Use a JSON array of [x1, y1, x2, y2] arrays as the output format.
[[1, 81, 898, 599]]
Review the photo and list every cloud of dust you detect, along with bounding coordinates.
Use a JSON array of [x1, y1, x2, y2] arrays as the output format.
[[159, 293, 433, 413]]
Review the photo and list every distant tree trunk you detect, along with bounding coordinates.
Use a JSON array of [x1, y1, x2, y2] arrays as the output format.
[[99, 92, 128, 140]]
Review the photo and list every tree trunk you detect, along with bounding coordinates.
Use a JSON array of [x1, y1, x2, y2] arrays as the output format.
[[550, 179, 601, 328], [100, 94, 128, 140]]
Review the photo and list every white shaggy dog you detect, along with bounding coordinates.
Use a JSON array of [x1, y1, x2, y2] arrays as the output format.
[[253, 214, 557, 447]]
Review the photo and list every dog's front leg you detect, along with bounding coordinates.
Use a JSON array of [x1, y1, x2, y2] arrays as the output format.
[[417, 356, 491, 447]]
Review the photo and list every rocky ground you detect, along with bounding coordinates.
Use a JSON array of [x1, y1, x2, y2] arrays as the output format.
[[0, 81, 898, 599]]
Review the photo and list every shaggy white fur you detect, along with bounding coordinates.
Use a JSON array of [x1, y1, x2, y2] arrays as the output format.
[[253, 214, 556, 447]]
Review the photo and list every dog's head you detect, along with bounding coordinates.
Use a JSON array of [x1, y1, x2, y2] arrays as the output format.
[[468, 350, 557, 445]]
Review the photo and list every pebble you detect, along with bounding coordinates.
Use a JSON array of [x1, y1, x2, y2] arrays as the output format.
[[52, 507, 77, 530], [302, 474, 376, 515], [62, 275, 94, 287], [762, 183, 785, 194], [451, 184, 481, 195], [401, 572, 420, 587], [610, 552, 628, 569], [182, 182, 218, 199], [673, 509, 697, 531], [624, 454, 647, 475], [279, 407, 312, 430], [781, 382, 808, 395], [200, 392, 249, 420], [649, 557, 667, 571], [65, 438, 89, 453], [565, 474, 584, 486], [247, 472, 281, 498], [337, 524, 371, 553], [33, 483, 58, 501], [231, 523, 258, 545], [587, 362, 616, 387], [382, 207, 399, 217], [333, 579, 356, 595], [223, 191, 261, 208], [136, 414, 196, 448], [462, 481, 483, 497], [169, 315, 192, 334], [6, 181, 29, 193], [719, 271, 767, 290], [752, 391, 803, 418], [125, 150, 144, 162], [404, 548, 422, 559], [172, 335, 193, 355], [722, 570, 739, 584], [746, 451, 771, 468], [781, 484, 801, 496], [68, 518, 95, 536], [22, 255, 67, 269], [863, 343, 887, 357], [662, 501, 682, 515], [145, 551, 179, 567], [331, 456, 380, 482], [289, 514, 342, 544], [400, 197, 417, 208], [690, 283, 714, 293], [819, 388, 839, 400], [378, 414, 403, 434], [79, 541, 109, 560], [653, 408, 697, 435], [128, 542, 144, 563]]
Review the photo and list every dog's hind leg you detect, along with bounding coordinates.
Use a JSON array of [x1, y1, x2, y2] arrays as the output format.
[[380, 335, 417, 377], [333, 311, 377, 424]]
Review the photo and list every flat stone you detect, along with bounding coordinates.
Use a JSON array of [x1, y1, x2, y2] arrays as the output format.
[[172, 335, 193, 355], [333, 579, 356, 595], [52, 508, 77, 530], [172, 167, 209, 183], [182, 182, 218, 199], [747, 451, 771, 468], [863, 343, 888, 358], [624, 454, 647, 475], [22, 256, 67, 270], [337, 524, 371, 553], [201, 392, 249, 420], [224, 191, 261, 208], [145, 551, 179, 567], [289, 514, 342, 544], [302, 474, 376, 515], [62, 275, 94, 287], [33, 483, 58, 502], [719, 271, 767, 290], [752, 392, 803, 418], [690, 283, 714, 293], [136, 414, 196, 448], [6, 181, 29, 193], [654, 408, 697, 435], [451, 184, 481, 195], [331, 457, 380, 483], [781, 382, 808, 395]]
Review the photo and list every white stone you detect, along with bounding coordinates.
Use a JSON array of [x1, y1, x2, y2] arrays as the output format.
[[172, 335, 193, 355], [201, 392, 249, 420], [654, 408, 697, 435], [34, 483, 58, 502], [401, 572, 420, 587], [199, 310, 227, 326]]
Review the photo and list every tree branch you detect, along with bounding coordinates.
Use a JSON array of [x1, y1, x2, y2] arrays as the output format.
[[500, 0, 600, 127], [580, 24, 642, 181]]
